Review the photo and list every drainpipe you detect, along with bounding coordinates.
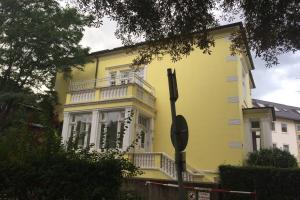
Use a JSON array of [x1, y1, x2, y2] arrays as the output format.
[[94, 56, 99, 88]]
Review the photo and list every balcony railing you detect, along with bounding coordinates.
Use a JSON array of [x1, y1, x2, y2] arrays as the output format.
[[67, 73, 155, 108], [69, 73, 155, 95], [128, 152, 204, 182]]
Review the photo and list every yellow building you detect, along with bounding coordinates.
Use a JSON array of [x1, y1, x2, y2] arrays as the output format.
[[55, 22, 275, 182]]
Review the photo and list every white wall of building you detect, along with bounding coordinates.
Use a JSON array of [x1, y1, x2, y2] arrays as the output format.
[[271, 118, 299, 160]]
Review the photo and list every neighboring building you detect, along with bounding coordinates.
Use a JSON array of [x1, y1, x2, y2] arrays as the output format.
[[253, 99, 300, 161], [55, 22, 275, 182]]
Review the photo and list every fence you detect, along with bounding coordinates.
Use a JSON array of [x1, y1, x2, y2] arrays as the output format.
[[122, 178, 219, 200], [122, 178, 257, 200]]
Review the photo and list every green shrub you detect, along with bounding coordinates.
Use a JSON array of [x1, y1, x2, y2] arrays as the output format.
[[245, 148, 298, 168], [219, 165, 300, 200], [0, 149, 140, 200], [0, 126, 140, 200]]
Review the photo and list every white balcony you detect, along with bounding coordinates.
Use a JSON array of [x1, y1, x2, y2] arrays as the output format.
[[66, 73, 155, 108]]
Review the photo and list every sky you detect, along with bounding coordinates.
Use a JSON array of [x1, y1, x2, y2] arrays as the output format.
[[80, 18, 300, 107]]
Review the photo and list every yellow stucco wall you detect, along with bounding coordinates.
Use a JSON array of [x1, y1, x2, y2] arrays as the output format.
[[146, 38, 245, 171], [55, 25, 254, 179]]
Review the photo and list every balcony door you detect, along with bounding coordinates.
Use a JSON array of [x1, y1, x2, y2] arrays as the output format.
[[251, 121, 261, 151], [98, 110, 126, 151], [137, 114, 151, 152], [69, 113, 92, 148]]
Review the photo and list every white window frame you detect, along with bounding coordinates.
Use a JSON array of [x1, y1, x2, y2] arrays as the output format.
[[109, 71, 117, 86], [271, 121, 275, 131], [97, 110, 125, 151], [69, 113, 92, 148], [281, 123, 288, 133], [296, 124, 300, 132], [137, 113, 151, 150], [120, 70, 131, 85], [283, 144, 289, 152]]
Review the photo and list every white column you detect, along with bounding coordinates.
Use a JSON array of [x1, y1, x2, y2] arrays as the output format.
[[62, 112, 71, 145], [260, 118, 273, 148], [243, 118, 253, 153], [146, 117, 154, 152], [122, 107, 134, 151], [89, 110, 99, 150]]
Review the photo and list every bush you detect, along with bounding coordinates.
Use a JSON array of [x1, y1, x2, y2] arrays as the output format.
[[0, 127, 140, 200], [245, 148, 298, 168], [219, 165, 300, 200]]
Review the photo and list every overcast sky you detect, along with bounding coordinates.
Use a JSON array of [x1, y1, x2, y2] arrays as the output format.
[[80, 18, 300, 107]]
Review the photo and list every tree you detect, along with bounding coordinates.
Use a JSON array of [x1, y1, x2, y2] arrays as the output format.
[[221, 0, 299, 67], [245, 148, 298, 168], [0, 0, 92, 131], [72, 0, 299, 67]]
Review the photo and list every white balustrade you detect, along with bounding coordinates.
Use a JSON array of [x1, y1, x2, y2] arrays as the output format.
[[70, 80, 96, 91], [70, 90, 95, 103], [133, 153, 155, 168], [131, 152, 197, 181], [100, 85, 128, 100], [68, 73, 155, 107], [160, 153, 196, 181], [161, 154, 177, 179], [136, 87, 155, 108]]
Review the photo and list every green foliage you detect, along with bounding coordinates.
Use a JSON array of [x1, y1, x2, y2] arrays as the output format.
[[73, 0, 218, 65], [221, 0, 299, 67], [0, 89, 60, 135], [0, 0, 92, 90], [219, 165, 300, 200], [73, 0, 299, 67], [0, 0, 92, 131], [245, 148, 298, 168], [0, 115, 140, 199]]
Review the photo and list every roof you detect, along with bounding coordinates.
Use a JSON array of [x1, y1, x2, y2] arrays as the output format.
[[253, 99, 300, 121], [88, 22, 254, 70], [243, 107, 276, 121]]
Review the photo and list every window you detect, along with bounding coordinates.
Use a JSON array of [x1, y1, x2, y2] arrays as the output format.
[[69, 113, 92, 148], [251, 121, 260, 129], [250, 120, 261, 151], [298, 135, 300, 140], [110, 71, 117, 86], [273, 143, 277, 148], [98, 110, 125, 151], [136, 67, 145, 80], [271, 122, 275, 131], [281, 123, 288, 133], [135, 67, 145, 87], [137, 114, 150, 149], [297, 124, 300, 132], [252, 130, 261, 151], [283, 144, 289, 152], [120, 71, 130, 84]]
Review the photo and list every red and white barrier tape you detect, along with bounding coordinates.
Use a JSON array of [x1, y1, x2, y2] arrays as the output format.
[[145, 181, 256, 195]]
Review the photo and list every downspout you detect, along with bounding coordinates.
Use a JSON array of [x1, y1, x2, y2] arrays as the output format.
[[94, 56, 99, 88]]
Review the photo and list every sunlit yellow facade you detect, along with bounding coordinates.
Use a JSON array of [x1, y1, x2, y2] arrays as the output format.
[[55, 23, 274, 182]]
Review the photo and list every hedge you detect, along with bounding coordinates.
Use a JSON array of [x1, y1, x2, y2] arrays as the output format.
[[0, 154, 128, 200], [219, 165, 300, 200]]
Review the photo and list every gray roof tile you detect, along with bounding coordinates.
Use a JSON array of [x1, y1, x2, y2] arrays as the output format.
[[252, 99, 300, 122]]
